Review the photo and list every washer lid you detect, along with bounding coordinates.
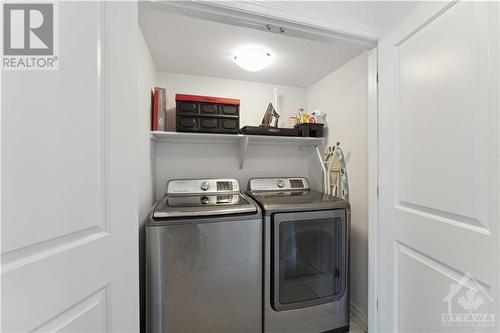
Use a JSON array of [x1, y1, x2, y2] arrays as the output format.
[[153, 193, 257, 218]]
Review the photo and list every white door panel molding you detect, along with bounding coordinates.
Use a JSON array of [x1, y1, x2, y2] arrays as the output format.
[[377, 1, 499, 331], [1, 2, 139, 332]]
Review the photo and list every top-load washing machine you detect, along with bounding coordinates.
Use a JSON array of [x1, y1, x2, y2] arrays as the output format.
[[146, 178, 262, 333], [248, 177, 350, 333]]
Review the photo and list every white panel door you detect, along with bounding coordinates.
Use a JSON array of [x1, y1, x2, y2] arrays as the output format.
[[2, 2, 139, 332], [378, 1, 499, 332]]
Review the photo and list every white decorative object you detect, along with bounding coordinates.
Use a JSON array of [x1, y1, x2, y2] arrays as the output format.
[[311, 110, 327, 125]]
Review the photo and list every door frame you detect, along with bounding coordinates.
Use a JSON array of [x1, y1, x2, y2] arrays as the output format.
[[141, 2, 381, 330], [367, 47, 379, 332], [141, 1, 380, 47]]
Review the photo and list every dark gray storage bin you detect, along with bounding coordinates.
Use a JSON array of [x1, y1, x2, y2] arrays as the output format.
[[295, 123, 325, 137], [177, 116, 239, 134], [177, 101, 198, 115], [221, 119, 238, 130], [201, 118, 218, 129], [177, 117, 198, 130], [221, 105, 238, 116], [200, 103, 219, 114], [176, 94, 240, 134]]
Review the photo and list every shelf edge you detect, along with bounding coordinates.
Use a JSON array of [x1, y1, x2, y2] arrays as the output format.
[[150, 131, 325, 146]]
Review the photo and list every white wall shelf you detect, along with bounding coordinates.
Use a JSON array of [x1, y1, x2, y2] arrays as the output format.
[[150, 131, 325, 169]]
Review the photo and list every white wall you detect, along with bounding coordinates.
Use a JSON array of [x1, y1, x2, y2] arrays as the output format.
[[153, 72, 317, 198], [156, 72, 307, 131], [138, 29, 155, 226], [153, 142, 318, 198], [307, 51, 369, 325], [137, 27, 156, 331]]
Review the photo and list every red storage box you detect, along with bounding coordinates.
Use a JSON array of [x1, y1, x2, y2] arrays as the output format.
[[175, 94, 240, 134]]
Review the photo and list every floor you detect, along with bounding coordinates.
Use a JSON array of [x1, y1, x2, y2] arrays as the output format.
[[349, 316, 367, 333]]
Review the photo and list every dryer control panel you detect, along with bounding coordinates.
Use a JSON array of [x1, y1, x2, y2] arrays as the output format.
[[167, 179, 240, 195], [248, 177, 310, 192]]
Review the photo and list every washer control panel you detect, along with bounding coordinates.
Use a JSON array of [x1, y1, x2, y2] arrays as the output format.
[[248, 177, 310, 192], [167, 179, 239, 195]]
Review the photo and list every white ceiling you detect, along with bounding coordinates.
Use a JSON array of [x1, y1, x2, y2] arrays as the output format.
[[139, 1, 418, 88]]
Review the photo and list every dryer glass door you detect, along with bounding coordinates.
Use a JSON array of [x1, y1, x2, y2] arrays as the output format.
[[272, 209, 347, 311]]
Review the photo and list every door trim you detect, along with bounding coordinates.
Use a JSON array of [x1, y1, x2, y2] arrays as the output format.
[[367, 48, 379, 332], [202, 1, 386, 40], [142, 1, 378, 47]]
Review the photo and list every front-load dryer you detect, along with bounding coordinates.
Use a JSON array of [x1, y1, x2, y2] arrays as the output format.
[[248, 177, 350, 333]]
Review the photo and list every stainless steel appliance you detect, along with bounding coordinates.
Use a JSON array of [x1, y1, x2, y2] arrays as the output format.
[[146, 178, 262, 333], [248, 177, 350, 333]]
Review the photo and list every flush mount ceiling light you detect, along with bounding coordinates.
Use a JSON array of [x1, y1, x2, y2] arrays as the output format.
[[233, 45, 272, 72]]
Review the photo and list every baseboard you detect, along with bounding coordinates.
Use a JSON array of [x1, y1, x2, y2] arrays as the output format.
[[350, 302, 368, 330]]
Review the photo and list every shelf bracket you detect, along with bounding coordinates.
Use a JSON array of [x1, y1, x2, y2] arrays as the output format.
[[239, 136, 250, 169]]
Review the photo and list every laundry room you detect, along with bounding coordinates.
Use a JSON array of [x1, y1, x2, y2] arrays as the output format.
[[4, 1, 499, 332], [138, 2, 375, 332]]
